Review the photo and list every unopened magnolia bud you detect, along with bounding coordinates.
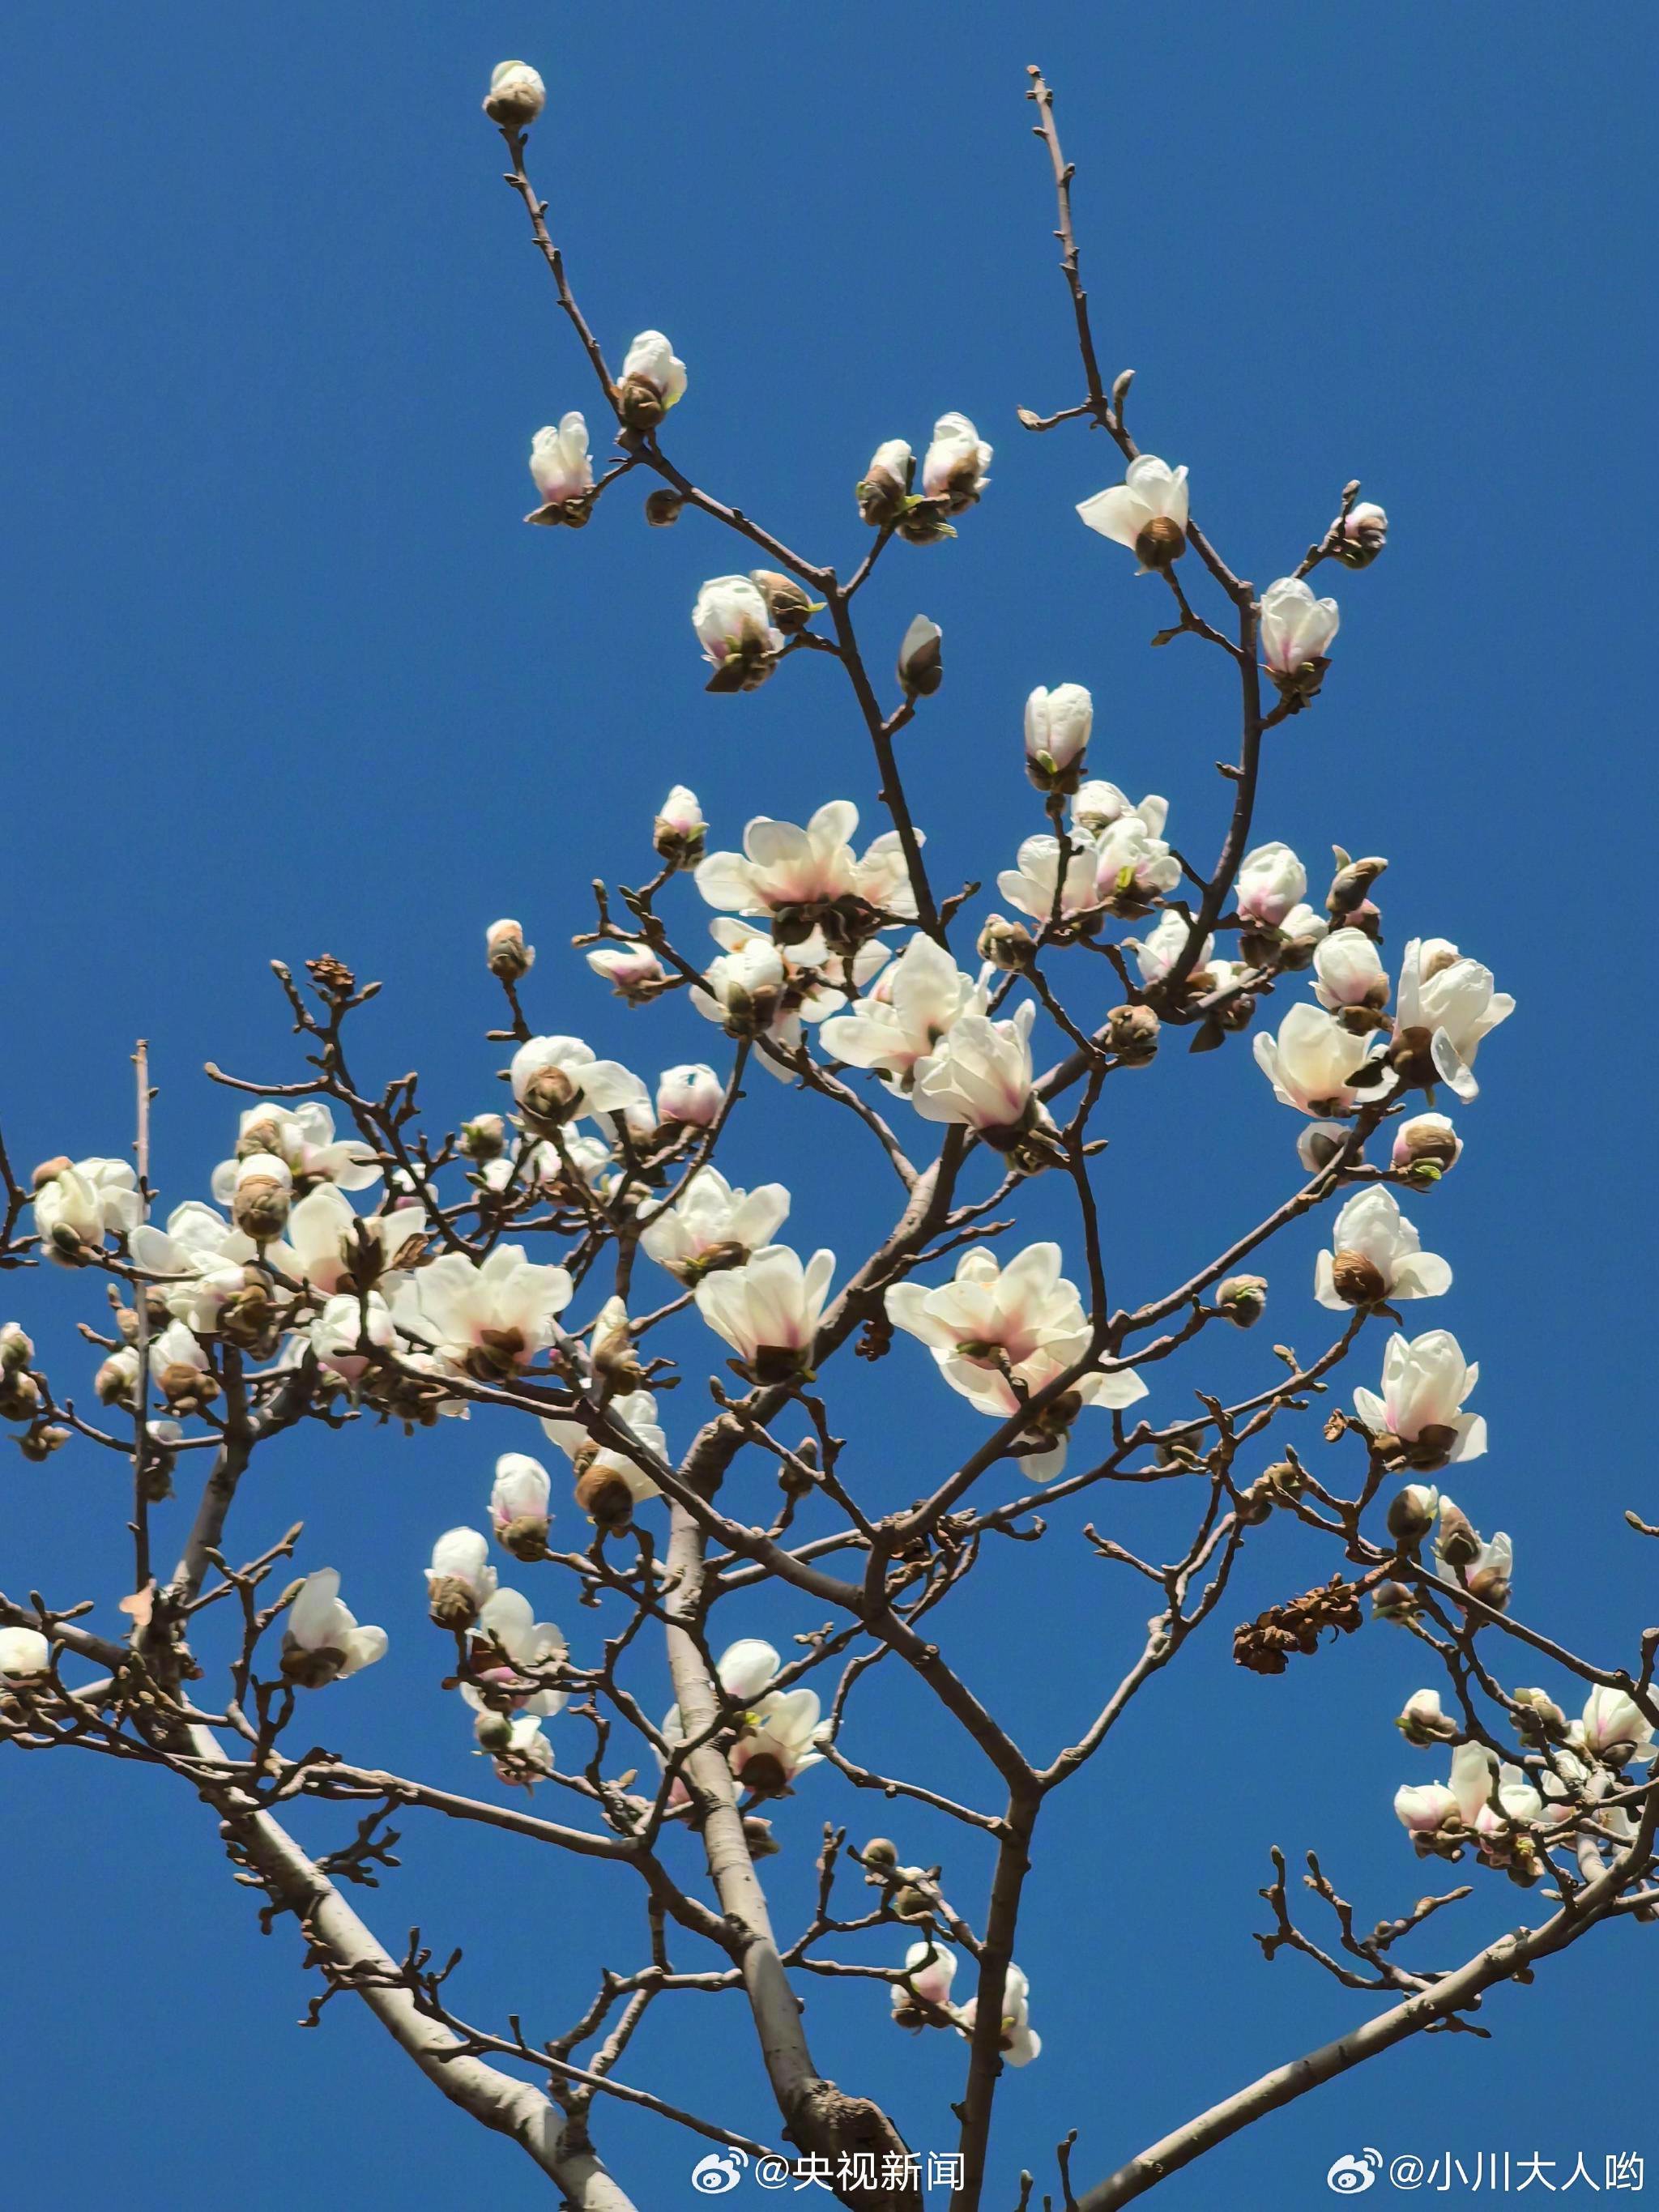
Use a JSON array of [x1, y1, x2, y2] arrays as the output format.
[[483, 59, 547, 127], [1327, 855, 1388, 918], [1334, 501, 1388, 569], [428, 1575, 481, 1632], [748, 569, 821, 636], [644, 487, 683, 527], [1329, 1247, 1388, 1306], [1397, 1688, 1457, 1745], [18, 1424, 70, 1462], [1261, 1458, 1303, 1500], [498, 1512, 552, 1562], [591, 1302, 642, 1395], [891, 1884, 931, 1920], [1372, 1579, 1419, 1624], [461, 1114, 507, 1161], [897, 614, 943, 698], [1298, 1123, 1348, 1173], [1435, 1502, 1482, 1570], [486, 918, 534, 983], [1106, 1003, 1161, 1063], [1393, 1115, 1461, 1179], [96, 1349, 140, 1408], [976, 913, 1034, 973], [652, 784, 706, 869], [520, 1066, 578, 1128], [575, 1465, 635, 1528], [1217, 1275, 1268, 1328], [0, 1323, 33, 1374], [856, 439, 914, 528], [232, 1156, 293, 1242], [31, 1157, 73, 1191], [1236, 1480, 1275, 1525], [1388, 1483, 1440, 1545], [474, 1708, 514, 1754], [1134, 514, 1186, 569], [1513, 1688, 1567, 1737], [862, 1837, 898, 1870], [743, 1815, 781, 1860], [160, 1360, 219, 1410], [0, 1370, 41, 1422]]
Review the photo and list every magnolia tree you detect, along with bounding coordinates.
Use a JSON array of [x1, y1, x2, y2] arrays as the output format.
[[1, 62, 1652, 2212]]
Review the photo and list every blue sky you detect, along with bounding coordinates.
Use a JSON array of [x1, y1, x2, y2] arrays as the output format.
[[3, 4, 1657, 2207]]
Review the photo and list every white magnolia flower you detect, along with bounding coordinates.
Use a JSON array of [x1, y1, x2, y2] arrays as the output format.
[[281, 1569, 387, 1686], [910, 1002, 1047, 1144], [33, 1157, 143, 1259], [690, 918, 885, 1070], [658, 1637, 787, 1769], [1392, 1779, 1460, 1836], [510, 1035, 649, 1131], [692, 575, 782, 691], [148, 1316, 211, 1384], [309, 1289, 396, 1384], [465, 1588, 569, 1718], [284, 1183, 427, 1296], [729, 1686, 828, 1792], [0, 1626, 51, 1679], [1572, 1687, 1659, 1767], [1315, 1188, 1451, 1308], [893, 1940, 958, 2018], [996, 833, 1101, 925], [394, 1244, 573, 1379], [1354, 1329, 1486, 1466], [641, 1166, 790, 1283], [1094, 812, 1180, 906], [820, 935, 987, 1090], [618, 329, 687, 418], [655, 1063, 723, 1127], [1449, 1741, 1543, 1848], [525, 414, 593, 522], [1024, 684, 1093, 787], [1296, 1119, 1351, 1174], [1397, 1687, 1457, 1745], [958, 1963, 1041, 2066], [1313, 927, 1389, 1015], [694, 1243, 834, 1383], [586, 944, 667, 1001], [1253, 1004, 1367, 1116], [490, 1452, 553, 1551], [1279, 902, 1329, 953], [857, 437, 915, 526], [541, 1387, 667, 1520], [886, 1244, 1146, 1480], [1235, 842, 1308, 930], [1338, 501, 1388, 562], [425, 1528, 498, 1617], [130, 1200, 259, 1329], [211, 1101, 380, 1205], [921, 412, 992, 511], [1077, 454, 1189, 569], [1259, 576, 1340, 684], [696, 800, 919, 927], [1393, 938, 1515, 1102], [478, 1711, 557, 1784], [1127, 910, 1211, 987], [483, 59, 546, 126], [1071, 781, 1169, 838]]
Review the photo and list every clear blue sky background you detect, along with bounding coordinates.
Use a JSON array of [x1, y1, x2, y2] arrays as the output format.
[[3, 5, 1657, 2207]]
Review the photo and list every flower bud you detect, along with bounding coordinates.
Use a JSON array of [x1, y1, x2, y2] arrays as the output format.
[[891, 1884, 931, 1920], [1296, 1121, 1349, 1174], [743, 1814, 780, 1860], [1328, 1247, 1388, 1306], [428, 1575, 481, 1632], [32, 1156, 74, 1190], [1136, 514, 1186, 569], [653, 784, 706, 869], [0, 1323, 34, 1375], [483, 60, 546, 127], [0, 1369, 41, 1422], [1326, 854, 1388, 920], [17, 1424, 70, 1462], [856, 438, 913, 527], [1372, 1578, 1420, 1624], [575, 1464, 636, 1528], [1334, 501, 1388, 569], [1397, 1687, 1458, 1745], [586, 944, 667, 1003], [1435, 1500, 1482, 1571], [656, 1062, 723, 1127], [862, 1837, 899, 1870], [232, 1153, 294, 1242], [897, 614, 943, 699], [1512, 1687, 1567, 1739], [977, 913, 1035, 974], [473, 1708, 514, 1754], [159, 1360, 220, 1413], [644, 488, 683, 527], [461, 1114, 507, 1162], [1392, 1114, 1461, 1182], [1387, 1482, 1440, 1546], [1105, 1003, 1161, 1064], [748, 569, 822, 636], [96, 1346, 141, 1408], [1217, 1275, 1268, 1328], [486, 918, 534, 983], [616, 331, 687, 432], [591, 1297, 642, 1396], [1024, 684, 1093, 796]]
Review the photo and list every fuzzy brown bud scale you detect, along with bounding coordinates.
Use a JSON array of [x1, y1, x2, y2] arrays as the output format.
[[1233, 1575, 1365, 1674]]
